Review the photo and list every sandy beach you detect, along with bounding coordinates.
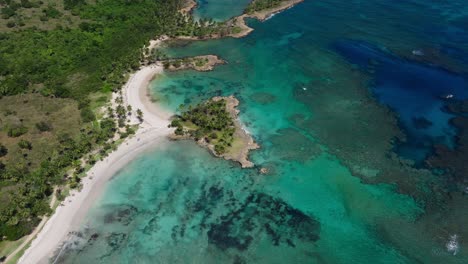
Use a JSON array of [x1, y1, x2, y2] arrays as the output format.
[[19, 63, 172, 264], [16, 2, 308, 261]]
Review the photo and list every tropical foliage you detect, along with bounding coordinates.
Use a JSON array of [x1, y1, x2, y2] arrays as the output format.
[[245, 0, 283, 13], [0, 0, 210, 241], [170, 99, 236, 155]]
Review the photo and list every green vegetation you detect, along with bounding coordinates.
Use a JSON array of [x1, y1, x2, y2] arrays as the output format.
[[17, 139, 32, 150], [35, 121, 52, 132], [195, 58, 209, 67], [163, 57, 209, 70], [0, 144, 7, 157], [170, 99, 235, 155], [136, 109, 143, 123], [245, 0, 283, 13], [0, 0, 82, 31], [6, 126, 28, 138], [0, 0, 226, 246], [148, 48, 168, 62]]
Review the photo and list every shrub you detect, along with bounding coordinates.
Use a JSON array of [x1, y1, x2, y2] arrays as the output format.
[[0, 144, 7, 157], [6, 21, 15, 28], [170, 119, 181, 127], [18, 140, 32, 150], [0, 219, 39, 241], [214, 144, 225, 154], [175, 126, 184, 135], [20, 0, 34, 8], [7, 126, 28, 137], [1, 7, 16, 19], [80, 108, 96, 122], [36, 121, 52, 132], [42, 6, 62, 18]]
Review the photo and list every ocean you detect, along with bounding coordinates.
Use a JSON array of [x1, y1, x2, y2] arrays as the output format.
[[56, 0, 468, 263]]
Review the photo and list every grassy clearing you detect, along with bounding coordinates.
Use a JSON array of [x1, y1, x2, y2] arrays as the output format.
[[0, 93, 81, 169], [0, 0, 85, 31], [0, 237, 26, 260]]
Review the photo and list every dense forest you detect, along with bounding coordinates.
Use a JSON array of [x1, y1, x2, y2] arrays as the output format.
[[0, 0, 218, 242], [170, 99, 236, 155], [245, 0, 283, 13]]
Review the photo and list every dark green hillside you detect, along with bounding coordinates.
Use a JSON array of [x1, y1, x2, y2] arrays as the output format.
[[0, 0, 199, 243]]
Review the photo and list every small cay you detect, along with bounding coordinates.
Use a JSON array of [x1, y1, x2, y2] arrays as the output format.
[[162, 55, 226, 72], [169, 96, 259, 168]]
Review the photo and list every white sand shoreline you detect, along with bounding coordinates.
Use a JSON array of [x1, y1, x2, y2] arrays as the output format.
[[19, 63, 172, 264]]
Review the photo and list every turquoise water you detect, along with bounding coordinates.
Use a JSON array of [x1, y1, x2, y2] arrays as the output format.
[[193, 0, 251, 21], [57, 1, 468, 263]]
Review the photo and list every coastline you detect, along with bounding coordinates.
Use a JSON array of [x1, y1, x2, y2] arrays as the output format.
[[179, 0, 197, 14], [230, 0, 305, 38], [169, 96, 259, 168], [19, 64, 172, 264], [16, 1, 307, 262], [173, 0, 304, 40], [218, 96, 260, 168], [163, 54, 226, 72], [247, 0, 304, 21]]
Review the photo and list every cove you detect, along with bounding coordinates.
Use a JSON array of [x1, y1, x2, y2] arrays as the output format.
[[55, 0, 468, 263]]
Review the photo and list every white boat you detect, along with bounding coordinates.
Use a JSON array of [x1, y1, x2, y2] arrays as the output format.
[[412, 49, 424, 56]]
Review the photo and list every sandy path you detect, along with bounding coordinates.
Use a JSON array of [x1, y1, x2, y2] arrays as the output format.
[[19, 64, 172, 264]]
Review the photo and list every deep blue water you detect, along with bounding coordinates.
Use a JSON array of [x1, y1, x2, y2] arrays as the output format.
[[333, 40, 468, 162]]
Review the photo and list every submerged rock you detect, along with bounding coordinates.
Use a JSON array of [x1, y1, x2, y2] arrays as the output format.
[[207, 192, 320, 251]]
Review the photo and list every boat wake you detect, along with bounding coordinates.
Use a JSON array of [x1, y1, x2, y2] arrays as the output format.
[[446, 234, 459, 255]]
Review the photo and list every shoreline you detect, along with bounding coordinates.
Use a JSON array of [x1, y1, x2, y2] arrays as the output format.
[[19, 64, 172, 264], [231, 0, 305, 38], [179, 0, 197, 14], [219, 96, 260, 168], [169, 96, 259, 168], [247, 0, 304, 21], [163, 54, 226, 72], [17, 1, 306, 262], [173, 0, 304, 40]]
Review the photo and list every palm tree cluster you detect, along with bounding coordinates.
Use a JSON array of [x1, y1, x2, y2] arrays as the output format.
[[170, 99, 236, 154]]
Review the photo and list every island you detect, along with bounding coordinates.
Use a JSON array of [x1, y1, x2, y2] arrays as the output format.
[[169, 96, 259, 168], [162, 55, 226, 72]]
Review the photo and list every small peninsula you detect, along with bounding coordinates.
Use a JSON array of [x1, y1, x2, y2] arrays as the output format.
[[245, 0, 304, 20], [229, 0, 304, 37], [163, 55, 226, 72], [169, 96, 259, 168], [173, 0, 305, 39]]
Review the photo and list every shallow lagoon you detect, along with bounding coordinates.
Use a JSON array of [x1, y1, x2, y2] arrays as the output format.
[[57, 0, 468, 263]]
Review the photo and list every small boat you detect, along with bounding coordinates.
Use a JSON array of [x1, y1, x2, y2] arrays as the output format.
[[412, 49, 424, 56], [445, 94, 454, 99]]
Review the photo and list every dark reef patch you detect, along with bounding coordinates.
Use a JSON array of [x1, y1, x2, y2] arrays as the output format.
[[207, 192, 319, 251], [106, 232, 128, 251], [412, 117, 433, 130], [427, 116, 468, 185], [142, 216, 161, 235], [290, 66, 442, 207], [103, 204, 138, 226], [445, 99, 468, 114], [333, 39, 468, 162]]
